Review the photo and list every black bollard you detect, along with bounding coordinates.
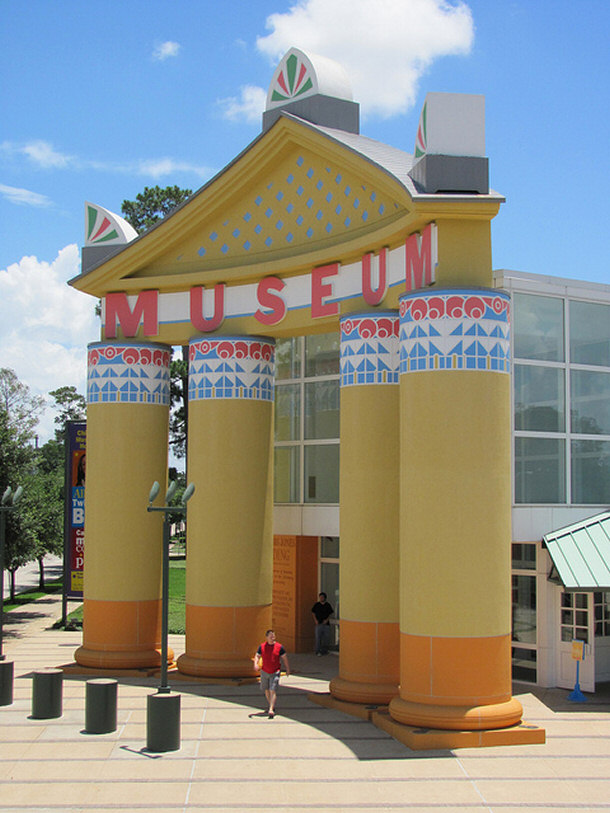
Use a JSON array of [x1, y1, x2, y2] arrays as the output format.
[[147, 691, 180, 752], [0, 660, 13, 706], [85, 678, 118, 734], [31, 668, 63, 719]]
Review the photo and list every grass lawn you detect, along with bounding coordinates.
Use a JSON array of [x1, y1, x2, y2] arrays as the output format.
[[2, 579, 63, 612], [4, 561, 187, 635]]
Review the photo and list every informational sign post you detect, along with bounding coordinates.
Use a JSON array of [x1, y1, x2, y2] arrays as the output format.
[[62, 421, 86, 622], [568, 639, 587, 703]]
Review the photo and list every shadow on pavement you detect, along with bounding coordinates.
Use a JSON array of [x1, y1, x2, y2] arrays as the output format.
[[47, 651, 453, 762]]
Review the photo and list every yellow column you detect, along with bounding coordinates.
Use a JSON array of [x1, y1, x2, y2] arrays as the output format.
[[330, 313, 400, 705], [390, 289, 522, 731], [177, 336, 275, 678], [75, 342, 171, 669]]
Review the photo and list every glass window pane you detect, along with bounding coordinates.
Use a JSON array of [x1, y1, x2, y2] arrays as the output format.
[[514, 437, 566, 503], [275, 383, 300, 441], [512, 575, 536, 644], [274, 447, 300, 503], [321, 536, 340, 558], [512, 543, 536, 570], [571, 370, 610, 435], [514, 365, 565, 432], [570, 300, 610, 367], [561, 627, 573, 642], [305, 379, 340, 439], [320, 561, 340, 620], [512, 647, 537, 682], [304, 444, 339, 503], [513, 293, 564, 361], [320, 561, 340, 648], [575, 593, 589, 609], [571, 439, 610, 504], [275, 337, 301, 379], [305, 333, 340, 376], [561, 609, 573, 625]]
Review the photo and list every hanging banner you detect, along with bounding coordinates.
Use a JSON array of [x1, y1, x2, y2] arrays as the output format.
[[64, 421, 86, 599]]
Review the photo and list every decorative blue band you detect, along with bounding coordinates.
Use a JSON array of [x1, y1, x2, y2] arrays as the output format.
[[399, 289, 510, 374], [189, 337, 275, 401], [340, 312, 399, 387], [87, 343, 171, 405]]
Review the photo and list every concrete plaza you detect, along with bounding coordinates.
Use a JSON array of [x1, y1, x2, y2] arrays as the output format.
[[1, 596, 610, 812]]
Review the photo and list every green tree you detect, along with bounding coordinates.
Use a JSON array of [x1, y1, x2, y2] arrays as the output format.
[[121, 185, 192, 233], [169, 356, 188, 459], [48, 386, 86, 442], [0, 407, 35, 601], [20, 463, 63, 591], [121, 186, 193, 461], [0, 367, 45, 444]]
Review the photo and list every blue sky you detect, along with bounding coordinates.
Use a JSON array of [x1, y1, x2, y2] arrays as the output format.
[[0, 0, 608, 440]]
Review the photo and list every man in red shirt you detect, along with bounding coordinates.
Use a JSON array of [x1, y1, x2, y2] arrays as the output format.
[[253, 629, 290, 718]]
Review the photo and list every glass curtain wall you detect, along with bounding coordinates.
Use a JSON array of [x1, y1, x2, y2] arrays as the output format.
[[274, 333, 340, 504], [513, 294, 610, 505]]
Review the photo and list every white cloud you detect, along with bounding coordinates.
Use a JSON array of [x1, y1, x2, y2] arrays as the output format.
[[137, 158, 211, 180], [153, 41, 181, 61], [218, 85, 268, 124], [0, 183, 52, 207], [221, 0, 474, 120], [21, 140, 72, 168], [0, 245, 100, 443], [2, 139, 210, 183]]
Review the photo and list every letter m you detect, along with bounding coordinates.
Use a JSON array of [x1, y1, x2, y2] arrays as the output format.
[[405, 223, 437, 291], [104, 290, 159, 339]]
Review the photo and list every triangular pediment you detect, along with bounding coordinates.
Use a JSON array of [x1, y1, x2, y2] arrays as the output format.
[[72, 116, 415, 297]]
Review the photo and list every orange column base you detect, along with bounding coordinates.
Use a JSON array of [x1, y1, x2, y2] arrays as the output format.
[[329, 620, 399, 705], [389, 695, 523, 731], [75, 598, 170, 669], [374, 708, 545, 749], [178, 604, 271, 679], [392, 631, 522, 730], [329, 676, 398, 705]]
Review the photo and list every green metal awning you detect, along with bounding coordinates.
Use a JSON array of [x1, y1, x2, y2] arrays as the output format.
[[544, 511, 610, 591]]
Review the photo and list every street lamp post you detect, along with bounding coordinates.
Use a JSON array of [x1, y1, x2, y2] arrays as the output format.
[[145, 479, 194, 751], [0, 485, 24, 706]]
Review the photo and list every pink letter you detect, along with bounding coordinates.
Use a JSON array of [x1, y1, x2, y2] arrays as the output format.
[[255, 277, 286, 325], [405, 224, 434, 291], [311, 263, 339, 318], [105, 290, 158, 339], [190, 284, 226, 333], [362, 248, 388, 305]]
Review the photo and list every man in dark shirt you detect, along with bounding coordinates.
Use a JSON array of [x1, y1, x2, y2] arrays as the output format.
[[311, 592, 334, 655]]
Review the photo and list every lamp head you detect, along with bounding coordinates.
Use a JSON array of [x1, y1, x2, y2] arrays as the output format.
[[164, 480, 177, 503], [2, 486, 12, 506], [182, 483, 195, 505], [12, 486, 23, 505], [148, 481, 161, 504]]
